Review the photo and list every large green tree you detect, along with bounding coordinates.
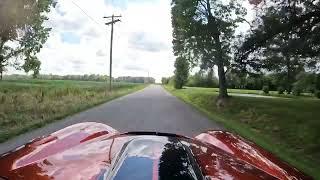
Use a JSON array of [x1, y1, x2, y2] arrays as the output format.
[[171, 0, 246, 98], [236, 0, 320, 76], [0, 0, 56, 79], [261, 35, 308, 93]]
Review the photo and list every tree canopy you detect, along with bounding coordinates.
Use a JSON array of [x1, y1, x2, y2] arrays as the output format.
[[236, 0, 320, 74], [171, 0, 320, 99], [0, 0, 56, 79], [171, 0, 246, 98]]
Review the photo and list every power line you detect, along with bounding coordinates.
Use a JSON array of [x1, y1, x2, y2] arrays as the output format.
[[70, 1, 103, 29]]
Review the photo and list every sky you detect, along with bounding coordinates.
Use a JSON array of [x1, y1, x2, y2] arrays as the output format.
[[8, 0, 254, 83]]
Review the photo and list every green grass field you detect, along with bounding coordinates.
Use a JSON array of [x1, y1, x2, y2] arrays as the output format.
[[165, 86, 320, 179], [187, 86, 315, 98], [0, 80, 146, 142]]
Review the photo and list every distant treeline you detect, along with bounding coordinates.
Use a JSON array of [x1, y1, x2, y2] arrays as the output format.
[[3, 74, 110, 81], [115, 76, 155, 84], [3, 74, 155, 84], [162, 70, 320, 97]]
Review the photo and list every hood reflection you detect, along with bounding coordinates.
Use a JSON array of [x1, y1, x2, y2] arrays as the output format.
[[109, 137, 204, 180], [159, 138, 204, 180]]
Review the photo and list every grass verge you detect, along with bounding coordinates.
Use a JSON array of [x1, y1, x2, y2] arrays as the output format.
[[0, 80, 146, 142], [186, 86, 316, 99], [164, 85, 320, 179]]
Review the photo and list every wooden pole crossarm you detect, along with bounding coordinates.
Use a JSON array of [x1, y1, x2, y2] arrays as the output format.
[[105, 19, 121, 26], [103, 15, 122, 18]]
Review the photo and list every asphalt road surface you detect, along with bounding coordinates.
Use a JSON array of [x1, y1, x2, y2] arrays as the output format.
[[0, 85, 223, 154]]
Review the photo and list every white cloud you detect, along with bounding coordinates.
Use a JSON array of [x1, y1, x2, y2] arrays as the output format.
[[8, 0, 173, 82], [96, 49, 107, 57], [7, 0, 254, 82]]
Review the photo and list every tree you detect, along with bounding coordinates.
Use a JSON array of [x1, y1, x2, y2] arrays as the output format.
[[226, 71, 266, 90], [317, 74, 320, 90], [187, 70, 218, 88], [162, 77, 170, 85], [0, 0, 56, 79], [171, 0, 246, 98], [236, 0, 320, 76], [174, 56, 189, 89], [0, 51, 7, 80], [115, 76, 155, 84], [294, 72, 319, 94], [226, 71, 246, 89], [0, 39, 12, 80]]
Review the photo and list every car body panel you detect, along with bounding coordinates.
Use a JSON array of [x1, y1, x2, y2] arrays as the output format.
[[195, 131, 312, 180], [0, 122, 312, 180]]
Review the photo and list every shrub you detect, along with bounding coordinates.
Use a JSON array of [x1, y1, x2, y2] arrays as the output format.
[[262, 85, 269, 94], [277, 86, 285, 94], [292, 87, 302, 96], [315, 90, 320, 99]]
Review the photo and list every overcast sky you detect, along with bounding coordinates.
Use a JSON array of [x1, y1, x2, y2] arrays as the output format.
[[8, 0, 254, 82]]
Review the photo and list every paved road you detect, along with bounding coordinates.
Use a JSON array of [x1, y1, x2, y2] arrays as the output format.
[[0, 85, 223, 154]]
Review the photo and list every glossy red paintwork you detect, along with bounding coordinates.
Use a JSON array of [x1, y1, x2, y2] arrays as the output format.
[[0, 122, 312, 179], [195, 131, 312, 180]]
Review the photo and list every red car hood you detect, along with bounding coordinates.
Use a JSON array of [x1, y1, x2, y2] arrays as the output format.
[[0, 122, 312, 180]]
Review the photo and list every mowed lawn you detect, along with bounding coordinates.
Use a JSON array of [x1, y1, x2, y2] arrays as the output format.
[[165, 86, 320, 178], [200, 87, 314, 98], [0, 80, 146, 142]]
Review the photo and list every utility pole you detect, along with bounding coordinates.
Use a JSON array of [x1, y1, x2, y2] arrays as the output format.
[[103, 14, 121, 92]]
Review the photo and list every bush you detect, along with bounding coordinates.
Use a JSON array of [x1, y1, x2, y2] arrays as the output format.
[[262, 85, 269, 94], [315, 90, 320, 99], [277, 86, 285, 94], [292, 87, 302, 96]]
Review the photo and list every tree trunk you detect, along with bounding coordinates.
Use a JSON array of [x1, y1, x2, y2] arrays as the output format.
[[217, 61, 228, 98], [0, 39, 3, 81], [213, 32, 228, 98], [285, 55, 292, 93], [206, 0, 228, 100]]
